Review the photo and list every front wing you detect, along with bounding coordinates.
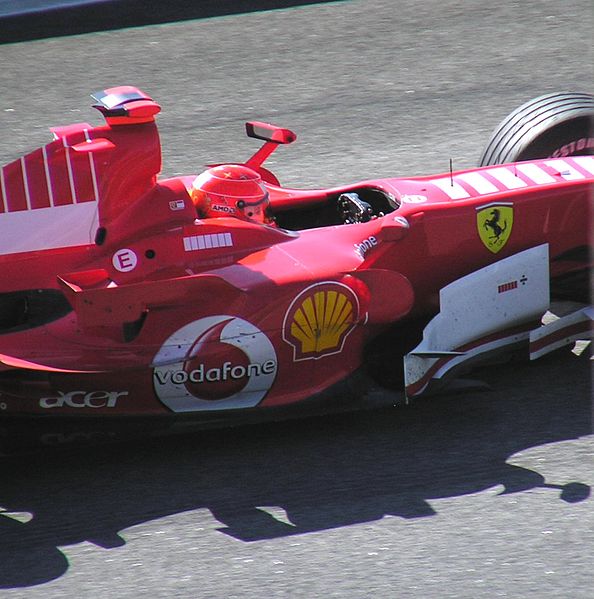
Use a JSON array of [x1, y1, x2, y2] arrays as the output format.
[[404, 244, 592, 398]]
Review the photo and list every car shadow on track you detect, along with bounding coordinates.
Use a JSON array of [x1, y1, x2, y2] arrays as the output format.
[[0, 350, 590, 588], [0, 0, 346, 44]]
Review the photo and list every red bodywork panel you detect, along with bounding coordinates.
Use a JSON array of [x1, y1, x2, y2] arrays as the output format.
[[0, 87, 591, 418]]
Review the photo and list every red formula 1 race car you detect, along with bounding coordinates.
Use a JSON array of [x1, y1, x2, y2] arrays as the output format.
[[0, 87, 592, 447]]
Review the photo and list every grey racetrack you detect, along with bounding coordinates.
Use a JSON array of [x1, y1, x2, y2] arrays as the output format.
[[0, 1, 592, 597]]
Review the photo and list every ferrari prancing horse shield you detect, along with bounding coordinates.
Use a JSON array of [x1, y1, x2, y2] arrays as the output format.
[[476, 204, 513, 253]]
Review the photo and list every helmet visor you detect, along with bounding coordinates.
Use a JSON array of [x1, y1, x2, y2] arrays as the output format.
[[237, 192, 270, 223]]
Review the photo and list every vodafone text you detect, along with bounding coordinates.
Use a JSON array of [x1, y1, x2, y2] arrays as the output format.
[[154, 360, 277, 385], [354, 236, 378, 258]]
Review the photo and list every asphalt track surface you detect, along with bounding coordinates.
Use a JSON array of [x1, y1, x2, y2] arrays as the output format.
[[0, 1, 592, 597]]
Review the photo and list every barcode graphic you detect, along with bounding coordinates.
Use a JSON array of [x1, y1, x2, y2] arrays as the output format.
[[183, 233, 233, 251], [498, 281, 518, 294]]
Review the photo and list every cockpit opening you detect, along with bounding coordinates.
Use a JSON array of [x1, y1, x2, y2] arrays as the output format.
[[273, 187, 398, 230]]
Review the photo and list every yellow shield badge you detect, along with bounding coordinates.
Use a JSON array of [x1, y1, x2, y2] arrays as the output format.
[[282, 282, 360, 361], [476, 204, 513, 253]]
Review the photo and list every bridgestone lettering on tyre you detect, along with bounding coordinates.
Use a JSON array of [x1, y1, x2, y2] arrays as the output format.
[[479, 92, 594, 166]]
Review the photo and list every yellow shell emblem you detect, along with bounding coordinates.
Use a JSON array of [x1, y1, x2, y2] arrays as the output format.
[[283, 283, 359, 360], [477, 204, 513, 253]]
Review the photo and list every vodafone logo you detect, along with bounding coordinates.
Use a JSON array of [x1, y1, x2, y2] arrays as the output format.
[[153, 316, 277, 412], [354, 236, 377, 258]]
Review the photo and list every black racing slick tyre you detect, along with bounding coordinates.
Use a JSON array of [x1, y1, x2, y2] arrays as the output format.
[[479, 92, 594, 166]]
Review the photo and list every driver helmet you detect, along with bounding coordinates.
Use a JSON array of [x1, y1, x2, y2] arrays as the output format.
[[190, 164, 272, 224]]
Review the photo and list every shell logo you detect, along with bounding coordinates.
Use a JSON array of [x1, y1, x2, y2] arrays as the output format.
[[283, 282, 360, 361]]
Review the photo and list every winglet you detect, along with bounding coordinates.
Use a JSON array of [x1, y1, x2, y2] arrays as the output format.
[[58, 269, 246, 331], [91, 86, 161, 125]]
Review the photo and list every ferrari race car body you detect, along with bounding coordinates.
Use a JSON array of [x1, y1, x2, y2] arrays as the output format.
[[0, 87, 591, 429]]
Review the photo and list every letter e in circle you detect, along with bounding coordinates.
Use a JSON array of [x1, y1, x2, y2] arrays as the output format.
[[113, 249, 138, 272]]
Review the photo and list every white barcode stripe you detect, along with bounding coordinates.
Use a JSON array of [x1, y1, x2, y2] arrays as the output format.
[[63, 138, 77, 203], [486, 167, 527, 189], [571, 156, 594, 175], [20, 157, 32, 209], [0, 167, 7, 212], [545, 159, 585, 180], [457, 172, 499, 194], [431, 177, 470, 199], [84, 130, 100, 202], [183, 233, 235, 252], [42, 146, 55, 207], [516, 163, 555, 184]]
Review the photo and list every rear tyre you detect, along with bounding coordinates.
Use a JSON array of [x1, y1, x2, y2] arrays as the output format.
[[479, 92, 594, 166]]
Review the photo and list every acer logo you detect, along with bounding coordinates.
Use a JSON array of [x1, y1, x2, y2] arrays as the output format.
[[39, 391, 129, 409]]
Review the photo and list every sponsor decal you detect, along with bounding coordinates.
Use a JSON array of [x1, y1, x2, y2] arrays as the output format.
[[153, 316, 277, 412], [476, 203, 513, 253], [153, 361, 276, 386], [550, 137, 594, 158], [498, 281, 517, 294], [112, 248, 138, 272], [183, 233, 233, 252], [169, 199, 186, 211], [283, 282, 360, 361], [39, 390, 129, 409], [400, 194, 427, 204], [354, 236, 377, 258], [498, 275, 527, 294], [210, 204, 236, 214]]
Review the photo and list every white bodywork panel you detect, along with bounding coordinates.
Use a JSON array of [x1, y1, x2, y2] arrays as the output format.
[[405, 244, 550, 398], [0, 202, 98, 255]]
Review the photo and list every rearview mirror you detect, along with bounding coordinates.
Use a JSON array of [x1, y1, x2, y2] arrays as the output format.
[[245, 121, 296, 144]]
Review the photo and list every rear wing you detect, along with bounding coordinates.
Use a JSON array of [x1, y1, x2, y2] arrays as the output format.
[[0, 86, 162, 257]]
